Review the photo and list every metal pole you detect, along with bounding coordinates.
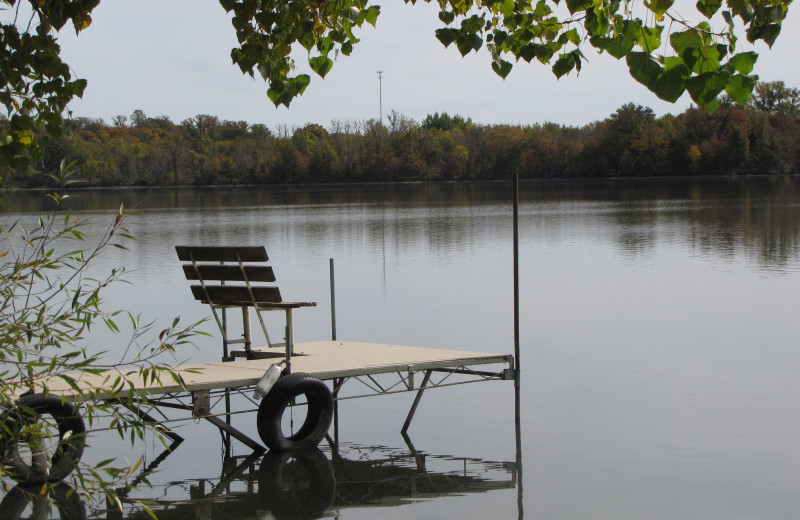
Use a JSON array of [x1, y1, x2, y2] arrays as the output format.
[[513, 172, 524, 520], [513, 173, 520, 374], [330, 258, 337, 340], [377, 70, 383, 124]]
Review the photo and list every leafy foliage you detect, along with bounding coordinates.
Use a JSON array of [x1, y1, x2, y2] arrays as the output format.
[[224, 0, 792, 115], [0, 0, 795, 172], [0, 191, 204, 510], [0, 0, 98, 171]]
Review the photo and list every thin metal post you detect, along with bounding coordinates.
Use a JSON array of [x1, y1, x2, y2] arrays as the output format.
[[330, 258, 337, 341], [242, 308, 251, 358], [377, 70, 383, 124], [513, 172, 524, 520], [285, 309, 294, 374], [513, 173, 520, 375]]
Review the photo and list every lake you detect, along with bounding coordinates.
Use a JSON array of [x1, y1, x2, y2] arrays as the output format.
[[1, 178, 799, 519]]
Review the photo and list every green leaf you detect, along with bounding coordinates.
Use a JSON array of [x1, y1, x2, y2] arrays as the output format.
[[724, 73, 758, 104], [365, 5, 380, 26], [309, 56, 333, 78], [498, 0, 516, 17], [685, 70, 731, 105], [639, 26, 663, 52], [726, 51, 757, 74], [722, 10, 734, 27], [727, 0, 754, 22], [566, 0, 594, 15], [646, 0, 674, 17], [435, 28, 458, 47], [626, 52, 688, 102], [552, 53, 576, 78], [670, 29, 703, 55], [696, 0, 723, 18], [219, 0, 237, 11], [605, 31, 637, 59], [492, 58, 513, 78], [456, 33, 483, 56]]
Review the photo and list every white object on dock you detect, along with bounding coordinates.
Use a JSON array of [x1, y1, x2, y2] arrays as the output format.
[[253, 362, 283, 399]]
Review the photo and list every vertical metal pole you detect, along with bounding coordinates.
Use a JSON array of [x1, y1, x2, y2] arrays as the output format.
[[242, 308, 251, 358], [285, 309, 293, 374], [224, 389, 232, 453], [513, 173, 520, 373], [513, 172, 524, 520], [329, 258, 337, 341], [377, 70, 383, 124], [220, 260, 229, 361]]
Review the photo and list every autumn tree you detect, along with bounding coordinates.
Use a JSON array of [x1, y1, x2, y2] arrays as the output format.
[[1, 0, 795, 172]]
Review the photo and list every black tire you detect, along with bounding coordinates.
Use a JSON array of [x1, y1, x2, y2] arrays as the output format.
[[0, 482, 86, 520], [256, 372, 333, 451], [257, 447, 336, 520], [2, 394, 86, 483]]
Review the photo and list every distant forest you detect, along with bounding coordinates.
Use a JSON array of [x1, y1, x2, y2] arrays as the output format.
[[3, 81, 800, 188]]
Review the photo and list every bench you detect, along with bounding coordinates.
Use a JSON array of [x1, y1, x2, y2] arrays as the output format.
[[176, 245, 316, 363]]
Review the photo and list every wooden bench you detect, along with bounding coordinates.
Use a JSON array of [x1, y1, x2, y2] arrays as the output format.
[[176, 246, 316, 363]]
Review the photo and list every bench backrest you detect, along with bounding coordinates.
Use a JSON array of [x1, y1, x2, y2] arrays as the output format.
[[176, 245, 282, 306]]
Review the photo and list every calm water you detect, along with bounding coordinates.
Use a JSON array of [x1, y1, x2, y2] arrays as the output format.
[[1, 178, 799, 519]]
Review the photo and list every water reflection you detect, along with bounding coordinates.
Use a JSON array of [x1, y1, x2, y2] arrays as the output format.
[[3, 177, 798, 272], [0, 482, 86, 520], [78, 439, 517, 520]]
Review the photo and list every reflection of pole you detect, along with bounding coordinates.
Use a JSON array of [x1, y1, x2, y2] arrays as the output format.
[[377, 70, 383, 124], [515, 373, 524, 520], [513, 172, 524, 520]]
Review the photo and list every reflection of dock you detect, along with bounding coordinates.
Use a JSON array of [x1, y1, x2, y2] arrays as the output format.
[[60, 439, 517, 519], [330, 441, 517, 508]]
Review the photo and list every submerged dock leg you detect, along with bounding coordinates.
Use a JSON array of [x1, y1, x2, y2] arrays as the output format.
[[401, 370, 432, 434]]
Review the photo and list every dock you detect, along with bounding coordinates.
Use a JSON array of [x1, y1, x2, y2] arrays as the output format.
[[41, 341, 513, 401], [3, 245, 516, 484]]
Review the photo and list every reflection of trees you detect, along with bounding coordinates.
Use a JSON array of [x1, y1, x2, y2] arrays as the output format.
[[3, 178, 799, 271]]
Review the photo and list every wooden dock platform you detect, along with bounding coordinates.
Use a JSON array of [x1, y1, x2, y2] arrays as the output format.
[[39, 341, 513, 401]]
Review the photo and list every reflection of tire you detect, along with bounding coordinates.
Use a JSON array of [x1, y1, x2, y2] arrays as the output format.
[[0, 481, 86, 520], [256, 373, 333, 451], [2, 394, 86, 483], [258, 447, 335, 520]]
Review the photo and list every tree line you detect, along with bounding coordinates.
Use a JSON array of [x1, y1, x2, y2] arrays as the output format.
[[3, 81, 799, 188]]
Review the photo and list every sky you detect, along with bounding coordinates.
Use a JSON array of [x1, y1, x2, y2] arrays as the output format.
[[48, 0, 800, 129]]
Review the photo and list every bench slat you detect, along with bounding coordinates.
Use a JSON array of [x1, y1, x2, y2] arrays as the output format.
[[182, 265, 276, 282], [176, 246, 268, 262], [190, 285, 282, 305]]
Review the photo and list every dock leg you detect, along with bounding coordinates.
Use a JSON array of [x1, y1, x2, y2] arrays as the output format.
[[242, 308, 252, 359], [224, 389, 232, 454], [332, 378, 344, 448], [285, 309, 294, 373], [401, 370, 432, 434]]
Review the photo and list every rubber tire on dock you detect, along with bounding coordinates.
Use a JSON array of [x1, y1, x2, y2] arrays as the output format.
[[256, 372, 333, 451], [1, 393, 86, 483]]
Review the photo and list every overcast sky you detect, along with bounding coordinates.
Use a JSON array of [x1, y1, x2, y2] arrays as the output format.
[[52, 0, 800, 129]]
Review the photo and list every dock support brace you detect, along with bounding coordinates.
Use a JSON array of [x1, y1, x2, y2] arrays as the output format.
[[401, 370, 433, 434]]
